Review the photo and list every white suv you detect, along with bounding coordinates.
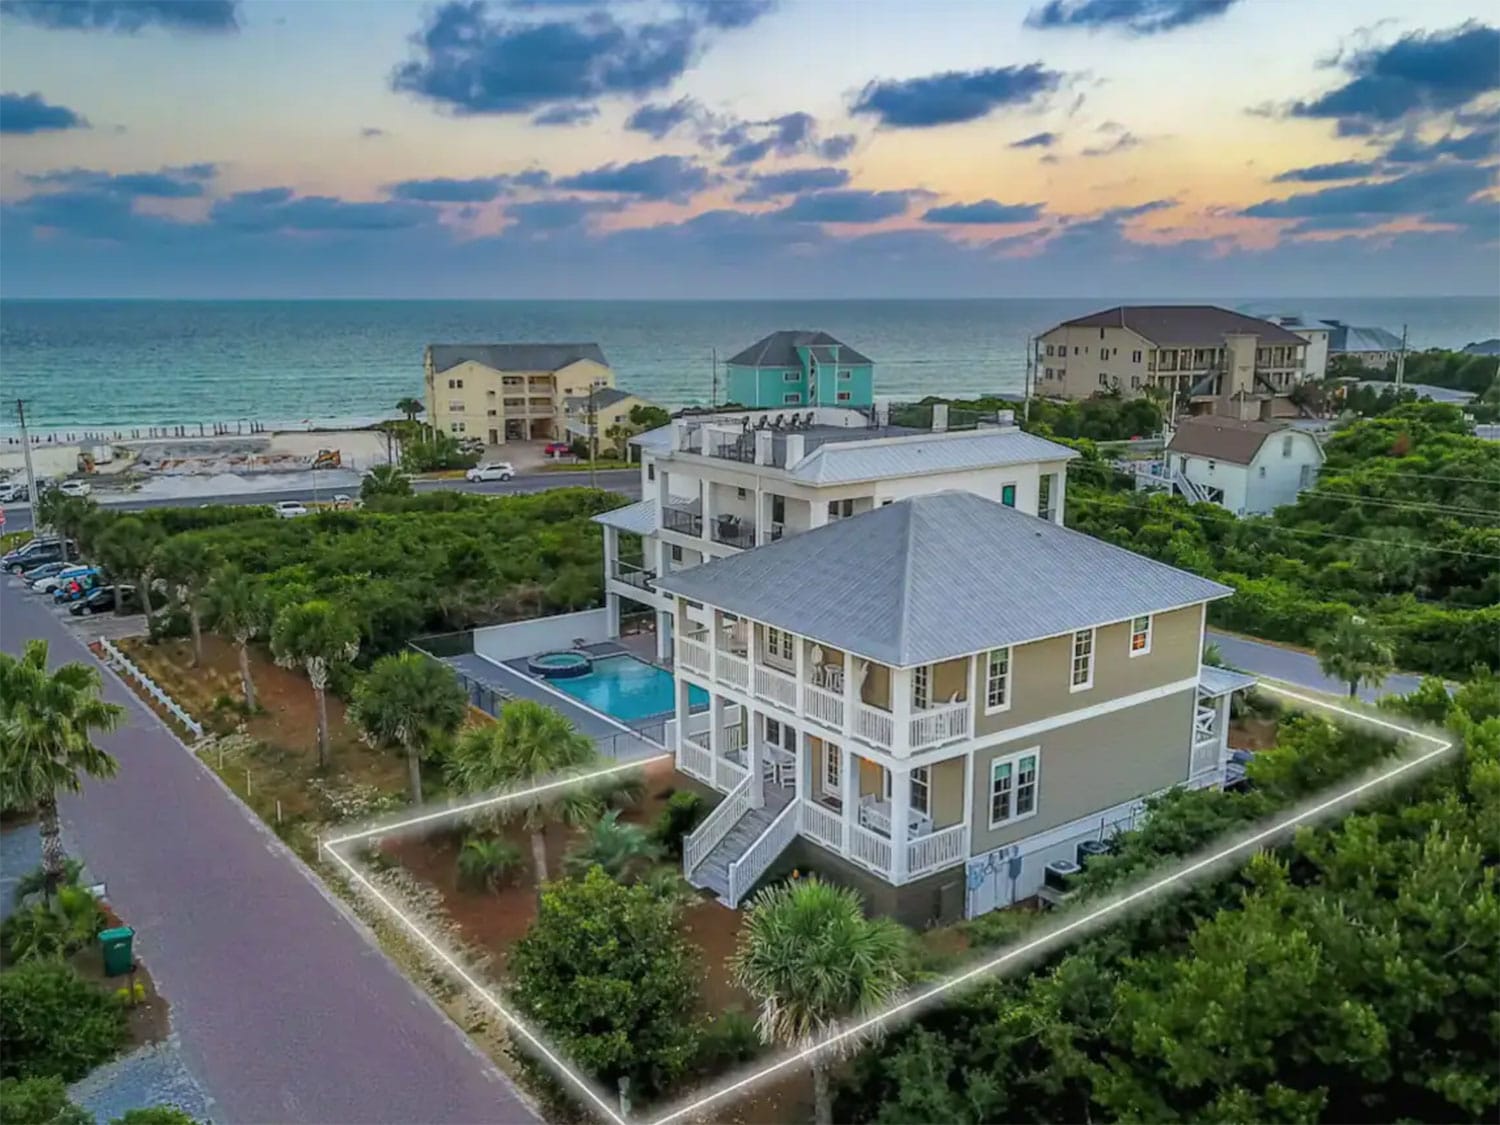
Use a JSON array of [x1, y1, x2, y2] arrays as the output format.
[[273, 500, 309, 518], [465, 462, 515, 482]]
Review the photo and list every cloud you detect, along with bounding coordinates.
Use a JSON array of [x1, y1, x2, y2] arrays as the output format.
[[1080, 131, 1142, 156], [505, 197, 620, 231], [1025, 0, 1237, 36], [392, 0, 772, 118], [851, 64, 1063, 128], [720, 111, 817, 164], [1272, 160, 1381, 182], [24, 164, 216, 197], [1290, 21, 1500, 130], [771, 189, 916, 223], [0, 0, 240, 33], [555, 155, 711, 201], [210, 189, 434, 232], [0, 91, 87, 133], [360, 126, 386, 139], [818, 133, 857, 160], [1241, 163, 1491, 220], [922, 199, 1044, 224], [624, 96, 702, 138], [1010, 131, 1057, 148], [735, 166, 850, 201], [531, 102, 598, 126], [388, 176, 510, 203], [1383, 126, 1498, 164]]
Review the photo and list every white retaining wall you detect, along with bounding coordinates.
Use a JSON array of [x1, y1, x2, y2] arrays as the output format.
[[473, 608, 612, 664]]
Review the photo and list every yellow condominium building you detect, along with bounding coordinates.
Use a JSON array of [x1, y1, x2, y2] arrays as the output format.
[[424, 343, 616, 446]]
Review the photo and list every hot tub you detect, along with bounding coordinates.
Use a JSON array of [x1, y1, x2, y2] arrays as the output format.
[[527, 650, 593, 679]]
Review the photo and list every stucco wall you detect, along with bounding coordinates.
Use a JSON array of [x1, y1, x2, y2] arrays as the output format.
[[472, 608, 612, 662]]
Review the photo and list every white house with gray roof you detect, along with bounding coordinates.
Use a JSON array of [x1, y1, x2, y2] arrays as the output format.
[[591, 404, 1076, 660], [651, 491, 1246, 924]]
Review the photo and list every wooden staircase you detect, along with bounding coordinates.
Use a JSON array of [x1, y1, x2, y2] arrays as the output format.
[[685, 783, 795, 904]]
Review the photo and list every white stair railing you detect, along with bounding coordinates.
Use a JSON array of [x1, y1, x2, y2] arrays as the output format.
[[1172, 466, 1210, 505], [726, 800, 798, 906], [683, 774, 753, 875]]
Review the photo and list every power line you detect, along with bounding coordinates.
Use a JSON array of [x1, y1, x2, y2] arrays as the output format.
[[1297, 490, 1500, 521], [1318, 467, 1500, 487]]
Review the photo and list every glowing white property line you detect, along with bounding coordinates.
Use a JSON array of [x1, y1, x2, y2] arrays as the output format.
[[324, 683, 1454, 1125]]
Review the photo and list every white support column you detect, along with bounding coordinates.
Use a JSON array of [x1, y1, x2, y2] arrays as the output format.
[[1053, 470, 1067, 525], [709, 608, 721, 683], [606, 591, 621, 639], [748, 706, 765, 808], [842, 649, 856, 741], [755, 488, 768, 545], [793, 634, 806, 719], [962, 751, 976, 843], [1216, 693, 1232, 759], [892, 666, 914, 756], [890, 767, 910, 884], [655, 609, 672, 662], [840, 743, 858, 855], [673, 676, 689, 772], [700, 478, 716, 546], [709, 691, 725, 790], [602, 525, 619, 586]]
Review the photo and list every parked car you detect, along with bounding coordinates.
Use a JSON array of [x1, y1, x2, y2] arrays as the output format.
[[70, 584, 136, 616], [33, 564, 92, 594], [331, 494, 358, 510], [57, 479, 92, 498], [53, 569, 101, 602], [3, 538, 76, 573], [465, 462, 515, 482], [543, 442, 572, 457], [273, 500, 308, 518], [0, 479, 28, 503], [19, 560, 68, 584]]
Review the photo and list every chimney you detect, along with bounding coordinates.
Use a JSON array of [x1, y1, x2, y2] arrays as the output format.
[[755, 429, 773, 465], [932, 403, 949, 432], [784, 433, 805, 464]]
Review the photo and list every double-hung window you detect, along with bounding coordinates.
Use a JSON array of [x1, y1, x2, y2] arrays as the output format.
[[910, 766, 930, 817], [989, 749, 1039, 828], [912, 664, 930, 710], [1129, 614, 1151, 656], [1070, 629, 1094, 690], [986, 647, 1011, 712], [823, 743, 841, 794], [765, 626, 793, 663]]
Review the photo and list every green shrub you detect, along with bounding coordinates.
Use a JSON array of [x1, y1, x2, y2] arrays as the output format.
[[690, 1007, 762, 1077], [111, 1107, 199, 1125], [652, 790, 706, 859], [0, 1076, 92, 1125], [455, 835, 522, 892], [9, 861, 84, 907], [1, 886, 107, 964], [0, 961, 126, 1081]]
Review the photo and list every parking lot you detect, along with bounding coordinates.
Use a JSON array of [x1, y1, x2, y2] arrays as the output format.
[[5, 575, 149, 644]]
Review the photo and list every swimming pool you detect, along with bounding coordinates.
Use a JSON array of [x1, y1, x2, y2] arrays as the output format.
[[542, 654, 707, 722]]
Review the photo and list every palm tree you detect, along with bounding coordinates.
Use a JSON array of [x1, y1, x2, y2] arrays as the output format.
[[730, 878, 909, 1125], [151, 536, 218, 666], [203, 564, 264, 709], [349, 652, 466, 803], [36, 493, 97, 547], [443, 699, 599, 883], [269, 600, 360, 769], [360, 463, 413, 503], [456, 835, 522, 892], [564, 809, 662, 882], [395, 397, 424, 424], [95, 516, 162, 619], [0, 640, 123, 895], [1315, 613, 1396, 699]]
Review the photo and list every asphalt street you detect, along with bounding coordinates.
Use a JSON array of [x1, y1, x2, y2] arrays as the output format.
[[1, 585, 541, 1124], [0, 468, 640, 534], [1206, 629, 1427, 702]]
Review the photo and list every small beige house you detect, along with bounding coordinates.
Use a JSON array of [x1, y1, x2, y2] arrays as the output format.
[[424, 343, 616, 446], [655, 491, 1244, 925]]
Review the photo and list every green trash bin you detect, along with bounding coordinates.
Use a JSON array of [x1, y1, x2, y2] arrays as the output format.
[[100, 926, 135, 977]]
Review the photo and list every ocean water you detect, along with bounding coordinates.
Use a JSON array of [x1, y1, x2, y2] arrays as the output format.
[[2, 298, 1496, 435]]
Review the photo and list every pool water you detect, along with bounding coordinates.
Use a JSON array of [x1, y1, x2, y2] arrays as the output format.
[[544, 654, 707, 722]]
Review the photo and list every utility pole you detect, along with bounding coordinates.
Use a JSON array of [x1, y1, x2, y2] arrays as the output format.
[[1022, 336, 1033, 425], [1395, 323, 1408, 391], [587, 381, 598, 490], [710, 348, 718, 408], [14, 399, 42, 530]]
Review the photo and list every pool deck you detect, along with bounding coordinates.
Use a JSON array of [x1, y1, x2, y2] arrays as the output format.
[[444, 649, 674, 764]]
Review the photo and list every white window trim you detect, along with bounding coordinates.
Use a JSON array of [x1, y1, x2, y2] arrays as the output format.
[[822, 743, 840, 794], [1000, 480, 1018, 508], [985, 646, 1012, 715], [1069, 627, 1095, 693], [782, 371, 801, 382], [783, 392, 801, 404], [1128, 614, 1152, 658], [910, 765, 930, 817], [988, 746, 1040, 830]]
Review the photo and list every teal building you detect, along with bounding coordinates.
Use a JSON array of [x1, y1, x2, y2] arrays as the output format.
[[723, 331, 875, 409]]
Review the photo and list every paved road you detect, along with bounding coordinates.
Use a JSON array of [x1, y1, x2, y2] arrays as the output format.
[[1207, 629, 1427, 702], [1, 585, 539, 1124], [1, 468, 640, 534]]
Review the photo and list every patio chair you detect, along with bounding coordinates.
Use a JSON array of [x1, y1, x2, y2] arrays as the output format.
[[802, 410, 815, 427]]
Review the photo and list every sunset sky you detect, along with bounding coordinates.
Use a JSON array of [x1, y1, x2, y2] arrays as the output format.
[[1, 0, 1496, 297]]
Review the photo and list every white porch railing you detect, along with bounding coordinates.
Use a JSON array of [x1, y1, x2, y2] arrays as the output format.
[[853, 703, 894, 749], [712, 751, 749, 792], [753, 664, 798, 710], [1190, 736, 1220, 778], [909, 700, 970, 750], [906, 824, 968, 880], [717, 651, 750, 691], [848, 823, 892, 876], [1194, 703, 1216, 739], [804, 683, 844, 729], [683, 774, 753, 874], [727, 800, 799, 906], [800, 800, 844, 853], [678, 733, 712, 783], [679, 637, 711, 675]]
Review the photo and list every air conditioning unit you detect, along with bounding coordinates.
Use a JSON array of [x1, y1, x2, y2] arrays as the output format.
[[1044, 859, 1081, 891], [1076, 839, 1112, 868]]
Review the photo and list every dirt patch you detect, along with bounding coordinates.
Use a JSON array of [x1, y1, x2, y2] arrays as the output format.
[[1229, 715, 1279, 752]]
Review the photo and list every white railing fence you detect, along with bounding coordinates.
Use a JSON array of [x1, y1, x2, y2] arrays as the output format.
[[906, 824, 968, 880], [800, 799, 844, 852], [678, 734, 713, 783], [727, 800, 799, 906], [854, 704, 894, 749], [683, 775, 753, 874], [717, 651, 750, 691], [712, 750, 749, 792], [804, 683, 844, 730], [848, 822, 893, 875], [679, 637, 711, 675], [99, 637, 204, 739], [910, 700, 969, 749], [753, 664, 798, 710]]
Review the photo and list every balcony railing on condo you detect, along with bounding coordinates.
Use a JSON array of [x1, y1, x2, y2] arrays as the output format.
[[804, 683, 844, 730], [800, 799, 844, 853], [753, 663, 798, 710], [678, 635, 711, 675], [662, 507, 703, 537], [853, 703, 895, 749], [711, 518, 756, 549], [611, 560, 655, 590], [906, 824, 968, 879], [716, 651, 750, 691], [910, 699, 970, 749]]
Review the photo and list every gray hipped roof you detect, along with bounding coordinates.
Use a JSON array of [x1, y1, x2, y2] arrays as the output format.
[[565, 387, 634, 411], [1321, 321, 1404, 353], [655, 492, 1230, 667], [1058, 306, 1306, 347], [726, 331, 873, 367], [428, 343, 608, 374], [592, 499, 656, 536]]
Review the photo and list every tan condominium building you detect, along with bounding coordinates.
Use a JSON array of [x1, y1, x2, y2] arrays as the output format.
[[1035, 305, 1318, 421], [424, 342, 620, 446]]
